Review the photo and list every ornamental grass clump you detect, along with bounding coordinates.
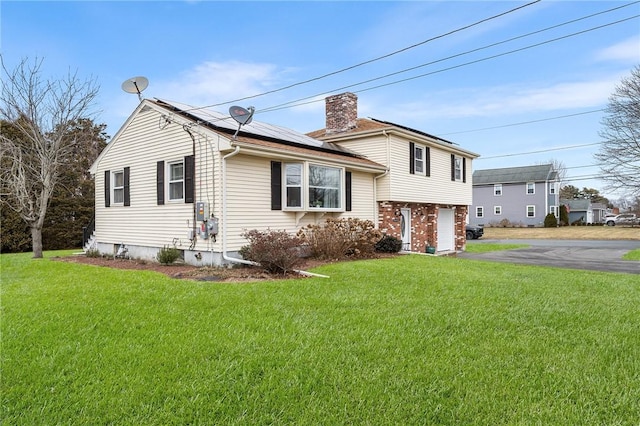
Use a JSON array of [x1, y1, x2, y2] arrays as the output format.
[[240, 229, 304, 275], [297, 218, 382, 260]]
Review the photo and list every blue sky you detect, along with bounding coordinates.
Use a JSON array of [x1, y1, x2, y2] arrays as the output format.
[[2, 1, 639, 199]]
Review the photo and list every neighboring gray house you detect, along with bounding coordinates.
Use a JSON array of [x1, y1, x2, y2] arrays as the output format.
[[470, 164, 560, 227], [562, 199, 608, 224]]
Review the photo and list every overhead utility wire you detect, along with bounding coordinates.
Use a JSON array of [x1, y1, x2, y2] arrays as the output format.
[[259, 3, 639, 114], [438, 109, 605, 136], [179, 0, 542, 113], [478, 142, 602, 159], [260, 14, 640, 114]]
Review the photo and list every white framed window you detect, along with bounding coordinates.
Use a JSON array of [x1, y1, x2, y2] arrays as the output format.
[[285, 163, 303, 208], [454, 156, 463, 181], [112, 170, 124, 204], [526, 182, 535, 194], [308, 164, 342, 209], [527, 205, 535, 218], [168, 160, 184, 201], [550, 206, 558, 216], [476, 206, 484, 218], [550, 183, 557, 195], [494, 184, 502, 196], [494, 206, 502, 215], [414, 145, 425, 175]]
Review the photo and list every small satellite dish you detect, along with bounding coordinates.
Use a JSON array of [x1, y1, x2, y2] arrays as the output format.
[[121, 76, 149, 101], [229, 106, 255, 139], [229, 106, 255, 125]]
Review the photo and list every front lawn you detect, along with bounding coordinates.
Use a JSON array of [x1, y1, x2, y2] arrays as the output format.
[[2, 251, 639, 424]]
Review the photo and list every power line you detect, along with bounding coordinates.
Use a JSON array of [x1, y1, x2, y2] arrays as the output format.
[[259, 3, 639, 114], [179, 0, 542, 113], [478, 142, 602, 159], [438, 109, 605, 136], [260, 14, 640, 114]]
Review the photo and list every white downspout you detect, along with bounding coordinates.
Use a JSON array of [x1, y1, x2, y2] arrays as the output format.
[[220, 145, 328, 278], [373, 130, 391, 228], [221, 146, 256, 266]]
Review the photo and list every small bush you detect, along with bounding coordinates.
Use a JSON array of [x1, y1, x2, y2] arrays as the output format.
[[375, 235, 403, 253], [240, 229, 304, 274], [156, 245, 182, 265], [544, 213, 557, 228], [85, 248, 101, 258], [297, 218, 382, 260]]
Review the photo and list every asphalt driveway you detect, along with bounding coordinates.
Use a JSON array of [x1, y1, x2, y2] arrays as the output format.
[[459, 239, 640, 274]]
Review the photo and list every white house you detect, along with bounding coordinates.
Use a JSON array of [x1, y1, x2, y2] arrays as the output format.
[[88, 92, 478, 265]]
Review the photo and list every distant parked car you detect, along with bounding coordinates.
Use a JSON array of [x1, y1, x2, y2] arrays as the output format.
[[465, 224, 484, 239], [605, 213, 639, 226]]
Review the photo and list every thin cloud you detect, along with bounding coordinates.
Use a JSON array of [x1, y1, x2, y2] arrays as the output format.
[[594, 36, 640, 62]]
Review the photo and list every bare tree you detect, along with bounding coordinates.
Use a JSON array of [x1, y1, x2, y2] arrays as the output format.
[[0, 57, 99, 258], [594, 65, 640, 197]]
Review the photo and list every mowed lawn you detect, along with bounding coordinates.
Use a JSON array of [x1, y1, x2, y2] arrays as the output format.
[[2, 250, 639, 425]]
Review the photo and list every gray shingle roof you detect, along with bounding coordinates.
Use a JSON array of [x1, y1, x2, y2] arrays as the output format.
[[473, 164, 557, 185]]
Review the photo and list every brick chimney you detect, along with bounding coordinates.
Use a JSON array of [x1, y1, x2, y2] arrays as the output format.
[[325, 92, 357, 135]]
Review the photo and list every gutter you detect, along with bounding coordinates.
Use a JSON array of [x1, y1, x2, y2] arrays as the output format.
[[220, 144, 329, 278]]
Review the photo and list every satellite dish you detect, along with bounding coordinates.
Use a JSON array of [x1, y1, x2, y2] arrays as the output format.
[[229, 106, 255, 139], [229, 105, 255, 125], [121, 76, 149, 101]]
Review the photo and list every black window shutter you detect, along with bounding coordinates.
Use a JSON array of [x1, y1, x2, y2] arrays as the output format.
[[184, 155, 195, 204], [425, 147, 431, 177], [104, 170, 110, 207], [451, 154, 456, 181], [409, 142, 415, 174], [123, 167, 130, 206], [271, 161, 282, 210], [157, 161, 165, 205], [345, 171, 352, 212], [462, 158, 467, 183]]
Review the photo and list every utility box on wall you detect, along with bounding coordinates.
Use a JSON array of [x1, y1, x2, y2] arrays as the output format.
[[196, 202, 208, 221]]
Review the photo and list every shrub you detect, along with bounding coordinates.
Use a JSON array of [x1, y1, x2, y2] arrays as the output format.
[[240, 229, 304, 274], [297, 218, 382, 260], [156, 245, 182, 265], [544, 213, 557, 228], [375, 235, 403, 253], [85, 248, 101, 258]]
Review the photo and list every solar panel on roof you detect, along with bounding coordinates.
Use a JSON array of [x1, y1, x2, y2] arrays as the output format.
[[156, 98, 342, 151]]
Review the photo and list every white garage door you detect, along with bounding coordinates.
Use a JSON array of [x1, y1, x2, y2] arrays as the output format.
[[437, 208, 455, 251]]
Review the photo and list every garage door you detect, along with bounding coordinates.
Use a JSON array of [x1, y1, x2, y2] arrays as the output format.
[[437, 208, 455, 251]]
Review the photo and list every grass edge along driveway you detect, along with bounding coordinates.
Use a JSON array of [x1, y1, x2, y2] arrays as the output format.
[[2, 251, 639, 425]]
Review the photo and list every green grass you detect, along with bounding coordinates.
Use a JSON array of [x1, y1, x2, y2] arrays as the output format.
[[623, 248, 640, 261], [464, 242, 529, 253], [2, 251, 639, 425]]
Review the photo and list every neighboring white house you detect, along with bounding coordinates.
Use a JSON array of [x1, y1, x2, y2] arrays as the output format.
[[88, 92, 478, 265]]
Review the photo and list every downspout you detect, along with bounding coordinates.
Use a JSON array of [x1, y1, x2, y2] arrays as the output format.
[[183, 124, 198, 244], [220, 144, 328, 278], [221, 145, 256, 266], [373, 130, 391, 228]]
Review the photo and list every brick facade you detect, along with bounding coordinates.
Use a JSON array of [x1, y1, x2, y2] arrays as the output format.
[[378, 201, 468, 253]]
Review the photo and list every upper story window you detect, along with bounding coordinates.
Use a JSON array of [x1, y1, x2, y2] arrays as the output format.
[[494, 184, 502, 196], [309, 164, 342, 209], [169, 161, 184, 201], [409, 142, 430, 176], [454, 157, 463, 181], [526, 182, 535, 194], [550, 183, 557, 195], [113, 170, 124, 204], [476, 206, 484, 218], [494, 206, 502, 215], [414, 145, 425, 175]]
